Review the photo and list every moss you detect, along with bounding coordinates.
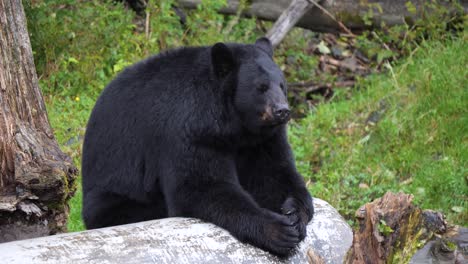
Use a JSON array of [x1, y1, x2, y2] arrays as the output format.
[[442, 239, 457, 251], [336, 11, 366, 27], [390, 209, 436, 263]]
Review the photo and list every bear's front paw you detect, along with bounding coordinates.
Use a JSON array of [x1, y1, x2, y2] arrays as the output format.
[[281, 197, 313, 240], [258, 210, 301, 257]]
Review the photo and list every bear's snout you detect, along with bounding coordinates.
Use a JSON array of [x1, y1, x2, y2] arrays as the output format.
[[273, 105, 290, 123], [261, 104, 290, 125]]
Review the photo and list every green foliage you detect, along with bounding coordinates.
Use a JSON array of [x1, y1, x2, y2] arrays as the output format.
[[276, 29, 319, 82], [25, 0, 136, 98], [378, 220, 394, 236], [356, 0, 464, 65], [25, 0, 262, 99], [288, 38, 468, 225], [361, 2, 383, 27]]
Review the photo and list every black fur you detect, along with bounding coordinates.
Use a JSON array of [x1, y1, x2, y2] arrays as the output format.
[[82, 38, 313, 257]]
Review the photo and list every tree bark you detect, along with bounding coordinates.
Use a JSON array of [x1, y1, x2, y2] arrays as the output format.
[[0, 0, 77, 242], [344, 192, 452, 264], [176, 0, 468, 33]]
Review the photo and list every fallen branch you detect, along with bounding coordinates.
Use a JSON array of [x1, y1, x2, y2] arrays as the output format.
[[289, 80, 355, 89], [266, 0, 315, 47], [320, 56, 367, 72]]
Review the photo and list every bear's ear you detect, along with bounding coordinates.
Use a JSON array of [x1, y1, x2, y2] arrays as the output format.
[[255, 37, 273, 57], [211, 42, 235, 78]]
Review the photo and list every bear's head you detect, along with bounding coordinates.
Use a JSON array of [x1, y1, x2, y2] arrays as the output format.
[[211, 37, 290, 134]]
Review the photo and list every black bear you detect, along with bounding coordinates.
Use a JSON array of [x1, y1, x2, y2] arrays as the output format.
[[82, 38, 314, 257]]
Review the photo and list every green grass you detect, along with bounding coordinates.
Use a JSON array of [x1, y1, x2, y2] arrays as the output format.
[[46, 96, 92, 232], [289, 37, 468, 224]]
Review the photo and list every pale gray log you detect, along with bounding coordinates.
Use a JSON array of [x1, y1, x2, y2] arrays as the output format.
[[266, 0, 314, 47], [0, 198, 352, 264]]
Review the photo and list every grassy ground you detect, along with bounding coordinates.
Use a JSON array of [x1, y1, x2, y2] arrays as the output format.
[[288, 37, 467, 224], [45, 36, 467, 232]]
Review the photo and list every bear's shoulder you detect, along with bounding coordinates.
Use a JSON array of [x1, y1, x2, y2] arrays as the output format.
[[136, 46, 208, 70]]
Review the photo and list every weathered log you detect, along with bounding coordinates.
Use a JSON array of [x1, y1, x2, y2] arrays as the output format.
[[176, 0, 468, 33], [0, 198, 353, 264], [0, 0, 77, 242]]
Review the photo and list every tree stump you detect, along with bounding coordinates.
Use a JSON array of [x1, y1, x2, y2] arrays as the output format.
[[344, 192, 466, 264], [0, 0, 77, 242]]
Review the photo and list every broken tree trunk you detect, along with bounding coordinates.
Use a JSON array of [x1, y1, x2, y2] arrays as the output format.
[[176, 0, 467, 33], [345, 192, 467, 264], [0, 0, 77, 242]]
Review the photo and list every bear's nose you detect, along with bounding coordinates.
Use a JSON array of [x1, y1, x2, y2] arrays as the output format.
[[274, 106, 291, 122]]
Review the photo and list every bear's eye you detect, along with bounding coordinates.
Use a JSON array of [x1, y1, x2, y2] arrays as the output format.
[[258, 84, 269, 93], [280, 83, 287, 94]]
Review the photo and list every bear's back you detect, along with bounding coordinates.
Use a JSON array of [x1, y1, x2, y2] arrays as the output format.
[[82, 47, 212, 199], [88, 46, 211, 132]]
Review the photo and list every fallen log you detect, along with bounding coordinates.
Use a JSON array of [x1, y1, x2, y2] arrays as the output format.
[[0, 198, 353, 264], [176, 0, 467, 33]]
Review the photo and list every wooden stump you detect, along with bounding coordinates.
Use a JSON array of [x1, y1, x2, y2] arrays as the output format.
[[0, 0, 77, 242], [344, 192, 457, 264]]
